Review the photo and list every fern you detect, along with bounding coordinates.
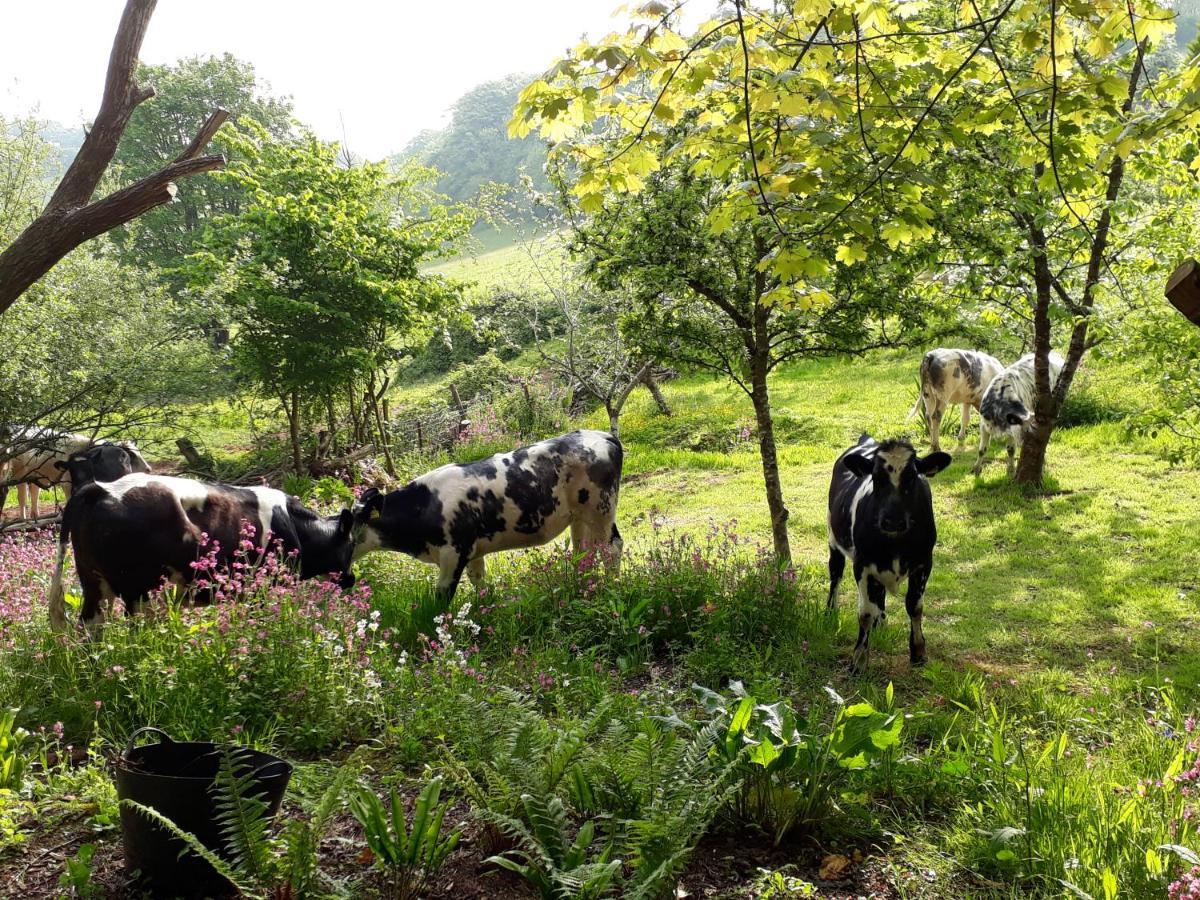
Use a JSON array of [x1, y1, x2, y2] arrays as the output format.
[[211, 746, 277, 886], [119, 799, 258, 899], [620, 720, 743, 900], [482, 793, 621, 900], [281, 751, 365, 898], [349, 776, 462, 900]]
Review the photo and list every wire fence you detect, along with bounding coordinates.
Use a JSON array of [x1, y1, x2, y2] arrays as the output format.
[[381, 377, 572, 455]]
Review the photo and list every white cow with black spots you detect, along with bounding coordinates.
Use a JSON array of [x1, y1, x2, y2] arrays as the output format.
[[352, 430, 624, 598], [973, 351, 1064, 476], [908, 349, 1005, 452]]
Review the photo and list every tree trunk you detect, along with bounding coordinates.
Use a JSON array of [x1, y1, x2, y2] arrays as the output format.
[[0, 0, 227, 316], [369, 374, 396, 477], [749, 348, 790, 562], [325, 394, 339, 455], [1015, 204, 1057, 487], [286, 390, 302, 474], [642, 371, 672, 416]]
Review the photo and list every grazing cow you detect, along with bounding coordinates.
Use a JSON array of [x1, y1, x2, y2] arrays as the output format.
[[0, 429, 149, 519], [46, 473, 356, 632], [353, 430, 623, 599], [827, 435, 951, 673], [972, 351, 1064, 476], [907, 349, 1005, 452]]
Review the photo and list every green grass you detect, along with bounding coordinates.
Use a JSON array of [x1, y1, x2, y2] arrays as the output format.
[[5, 348, 1200, 897], [427, 231, 567, 298], [564, 352, 1197, 684]]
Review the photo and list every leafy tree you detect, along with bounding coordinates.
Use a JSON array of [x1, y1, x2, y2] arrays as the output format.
[[112, 54, 294, 279], [0, 118, 50, 246], [567, 160, 925, 561], [0, 241, 223, 486], [187, 127, 471, 472], [513, 0, 1200, 486]]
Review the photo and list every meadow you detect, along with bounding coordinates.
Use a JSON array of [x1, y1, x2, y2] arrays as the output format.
[[2, 347, 1199, 899]]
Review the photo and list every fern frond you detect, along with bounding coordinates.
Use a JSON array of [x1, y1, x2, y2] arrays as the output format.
[[210, 747, 276, 885], [120, 799, 259, 899]]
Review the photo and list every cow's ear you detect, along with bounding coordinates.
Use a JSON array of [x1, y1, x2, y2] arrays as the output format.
[[337, 508, 354, 535], [354, 488, 383, 520], [917, 452, 952, 477], [843, 453, 874, 478]]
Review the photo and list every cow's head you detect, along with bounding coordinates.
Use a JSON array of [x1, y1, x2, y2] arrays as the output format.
[[306, 508, 357, 589], [981, 386, 1032, 431], [351, 488, 387, 544], [114, 440, 152, 474], [55, 444, 138, 488], [844, 439, 951, 537]]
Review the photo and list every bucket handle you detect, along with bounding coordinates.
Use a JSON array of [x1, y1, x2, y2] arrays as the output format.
[[125, 726, 175, 756], [250, 759, 292, 780]]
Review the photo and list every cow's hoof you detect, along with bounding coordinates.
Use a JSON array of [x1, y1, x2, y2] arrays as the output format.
[[848, 656, 867, 675], [910, 655, 927, 667]]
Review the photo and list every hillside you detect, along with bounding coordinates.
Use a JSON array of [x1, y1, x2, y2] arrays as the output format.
[[389, 74, 548, 221]]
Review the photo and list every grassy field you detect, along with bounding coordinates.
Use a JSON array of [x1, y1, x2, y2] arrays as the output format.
[[2, 348, 1199, 898]]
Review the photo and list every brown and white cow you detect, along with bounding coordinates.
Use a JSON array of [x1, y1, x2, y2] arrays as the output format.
[[353, 429, 623, 599], [46, 473, 356, 632], [907, 349, 1005, 452], [0, 429, 149, 519]]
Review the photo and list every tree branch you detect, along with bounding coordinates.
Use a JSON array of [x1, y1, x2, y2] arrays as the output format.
[[0, 0, 228, 316]]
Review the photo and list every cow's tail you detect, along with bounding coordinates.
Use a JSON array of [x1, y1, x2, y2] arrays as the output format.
[[46, 493, 80, 632], [907, 355, 929, 421], [905, 393, 924, 421]]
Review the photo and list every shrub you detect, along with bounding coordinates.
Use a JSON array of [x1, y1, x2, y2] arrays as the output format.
[[349, 777, 462, 900]]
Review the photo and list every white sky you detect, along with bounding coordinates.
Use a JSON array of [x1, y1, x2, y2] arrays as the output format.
[[0, 1, 710, 160]]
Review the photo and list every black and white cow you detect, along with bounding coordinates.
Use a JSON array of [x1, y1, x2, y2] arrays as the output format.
[[827, 435, 951, 673], [46, 473, 356, 632], [0, 429, 150, 519], [54, 444, 146, 491], [907, 348, 1005, 452], [353, 430, 623, 599], [972, 351, 1064, 476]]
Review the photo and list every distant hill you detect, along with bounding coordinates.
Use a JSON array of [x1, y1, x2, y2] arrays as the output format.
[[390, 74, 549, 222], [39, 123, 84, 175]]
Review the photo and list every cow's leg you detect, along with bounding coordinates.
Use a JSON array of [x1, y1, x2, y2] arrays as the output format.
[[1006, 429, 1020, 478], [927, 401, 944, 453], [958, 402, 971, 446], [17, 482, 28, 519], [0, 461, 9, 513], [905, 562, 931, 665], [435, 547, 468, 601], [850, 569, 886, 674], [29, 484, 40, 520], [972, 424, 990, 475], [79, 577, 115, 639], [466, 557, 487, 592], [826, 545, 845, 610], [604, 521, 623, 574]]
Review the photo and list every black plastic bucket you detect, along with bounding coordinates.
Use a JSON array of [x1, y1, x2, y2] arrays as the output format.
[[113, 727, 292, 898]]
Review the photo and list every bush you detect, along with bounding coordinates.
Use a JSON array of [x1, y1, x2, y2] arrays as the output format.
[[2, 536, 396, 752]]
